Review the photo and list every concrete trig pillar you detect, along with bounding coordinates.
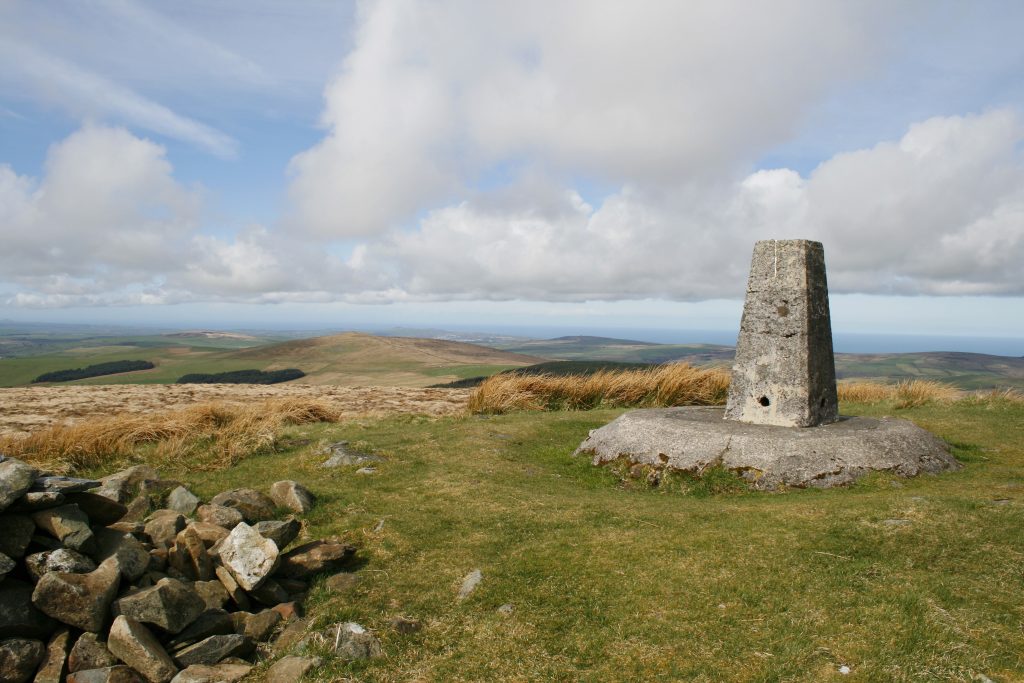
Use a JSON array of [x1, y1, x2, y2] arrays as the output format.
[[725, 239, 838, 427]]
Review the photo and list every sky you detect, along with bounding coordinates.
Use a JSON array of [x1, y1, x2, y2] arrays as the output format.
[[1, 1, 1023, 349]]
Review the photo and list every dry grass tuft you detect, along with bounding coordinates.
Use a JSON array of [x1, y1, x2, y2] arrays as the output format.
[[468, 363, 731, 414], [0, 397, 341, 474], [837, 379, 959, 408]]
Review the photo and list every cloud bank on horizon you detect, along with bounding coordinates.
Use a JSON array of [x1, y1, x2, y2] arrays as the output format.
[[1, 0, 1023, 310]]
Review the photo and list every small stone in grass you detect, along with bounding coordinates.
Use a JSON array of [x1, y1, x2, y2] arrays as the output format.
[[457, 569, 482, 600]]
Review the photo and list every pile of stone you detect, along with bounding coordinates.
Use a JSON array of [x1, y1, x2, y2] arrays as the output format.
[[0, 454, 361, 683]]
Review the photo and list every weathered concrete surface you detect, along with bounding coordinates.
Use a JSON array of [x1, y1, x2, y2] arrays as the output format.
[[725, 240, 838, 427], [576, 407, 960, 489]]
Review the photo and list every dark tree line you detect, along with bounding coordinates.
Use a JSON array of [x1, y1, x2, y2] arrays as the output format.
[[176, 368, 305, 384], [32, 360, 156, 383]]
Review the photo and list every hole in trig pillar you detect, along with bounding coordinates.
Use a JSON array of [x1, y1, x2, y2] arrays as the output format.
[[758, 395, 770, 407]]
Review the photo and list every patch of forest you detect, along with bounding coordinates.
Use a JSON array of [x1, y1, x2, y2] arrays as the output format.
[[31, 360, 156, 383], [176, 368, 305, 384]]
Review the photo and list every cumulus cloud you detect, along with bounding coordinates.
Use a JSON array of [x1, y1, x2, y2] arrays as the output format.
[[287, 0, 886, 237]]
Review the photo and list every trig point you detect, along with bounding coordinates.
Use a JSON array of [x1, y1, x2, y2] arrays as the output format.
[[725, 239, 838, 427], [574, 239, 961, 489]]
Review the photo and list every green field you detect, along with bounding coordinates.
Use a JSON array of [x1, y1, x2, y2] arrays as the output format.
[[98, 396, 1024, 682]]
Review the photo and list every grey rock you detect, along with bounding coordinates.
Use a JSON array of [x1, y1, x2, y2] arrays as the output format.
[[68, 666, 146, 683], [355, 467, 377, 475], [64, 492, 128, 526], [168, 527, 213, 581], [32, 505, 96, 553], [213, 567, 249, 611], [93, 528, 151, 581], [883, 518, 913, 526], [191, 581, 229, 611], [32, 476, 100, 494], [107, 615, 178, 683], [4, 491, 64, 513], [166, 610, 233, 650], [166, 488, 200, 517], [270, 618, 308, 654], [265, 655, 321, 682], [186, 522, 228, 548], [96, 466, 159, 504], [320, 442, 383, 468], [69, 632, 117, 673], [457, 569, 482, 600], [145, 511, 186, 549], [577, 406, 962, 489], [0, 457, 39, 511], [0, 637, 45, 683], [497, 603, 514, 615], [218, 523, 278, 591], [249, 578, 289, 606], [0, 579, 56, 639], [207, 490, 275, 524], [34, 626, 73, 683], [243, 609, 281, 642], [169, 662, 251, 683], [323, 572, 361, 593], [326, 622, 382, 660], [32, 557, 120, 632], [171, 634, 252, 668], [194, 505, 241, 530], [253, 518, 300, 550], [0, 551, 13, 579], [275, 540, 355, 580], [725, 239, 838, 427], [25, 548, 97, 581], [113, 578, 205, 635], [268, 481, 314, 515]]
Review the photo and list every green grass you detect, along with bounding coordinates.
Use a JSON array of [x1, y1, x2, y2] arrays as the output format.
[[126, 397, 1024, 682]]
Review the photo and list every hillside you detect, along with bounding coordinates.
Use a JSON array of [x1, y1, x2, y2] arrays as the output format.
[[496, 336, 735, 365], [0, 332, 540, 388]]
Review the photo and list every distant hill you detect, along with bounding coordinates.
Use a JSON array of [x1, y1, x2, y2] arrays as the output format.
[[488, 336, 1024, 390]]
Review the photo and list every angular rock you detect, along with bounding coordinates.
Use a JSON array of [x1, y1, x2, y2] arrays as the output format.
[[96, 466, 159, 504], [32, 558, 120, 632], [191, 581, 228, 611], [218, 523, 278, 591], [326, 622, 382, 660], [0, 579, 56, 639], [268, 481, 314, 515], [92, 528, 150, 581], [166, 488, 200, 517], [113, 578, 205, 635], [0, 515, 36, 559], [34, 627, 73, 683], [194, 505, 241, 530], [0, 551, 13, 578], [144, 511, 186, 550], [265, 655, 321, 682], [107, 615, 178, 683], [213, 567, 249, 611], [244, 609, 281, 642], [173, 527, 213, 581], [165, 610, 233, 650], [69, 633, 117, 673], [171, 634, 252, 668], [169, 662, 251, 683], [320, 442, 383, 468], [323, 572, 361, 594], [270, 601, 304, 622], [107, 521, 145, 535], [249, 578, 289, 606], [0, 637, 45, 683], [186, 523, 228, 548], [458, 569, 482, 600], [25, 548, 97, 582], [32, 505, 96, 553], [0, 457, 39, 511], [65, 492, 128, 526], [5, 491, 64, 513], [275, 541, 355, 580], [253, 518, 301, 550], [208, 490, 275, 524], [68, 666, 145, 683], [31, 476, 100, 494]]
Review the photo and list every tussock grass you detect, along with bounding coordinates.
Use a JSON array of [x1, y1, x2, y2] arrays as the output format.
[[468, 363, 731, 414], [0, 397, 341, 474], [837, 379, 960, 407]]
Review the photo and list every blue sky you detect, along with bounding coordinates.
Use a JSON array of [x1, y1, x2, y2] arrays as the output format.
[[1, 1, 1023, 350]]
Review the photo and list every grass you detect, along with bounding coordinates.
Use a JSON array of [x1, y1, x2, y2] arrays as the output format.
[[130, 396, 1023, 682], [467, 363, 731, 413]]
